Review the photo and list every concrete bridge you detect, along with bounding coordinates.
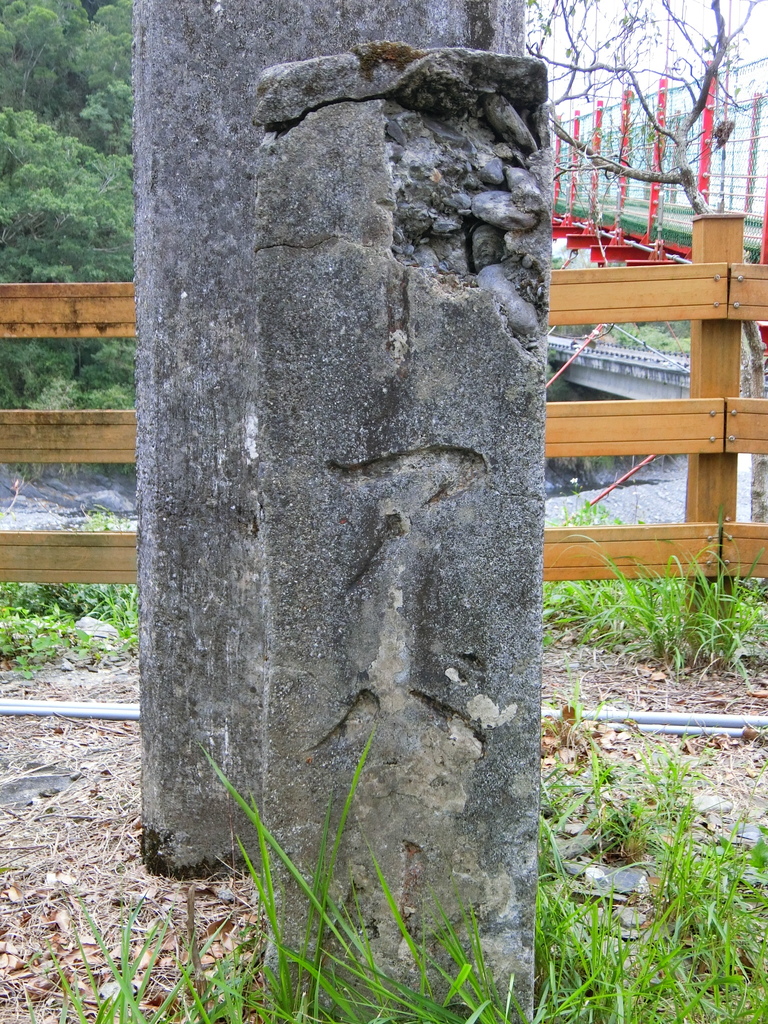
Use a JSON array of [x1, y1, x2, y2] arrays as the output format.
[[547, 338, 691, 399]]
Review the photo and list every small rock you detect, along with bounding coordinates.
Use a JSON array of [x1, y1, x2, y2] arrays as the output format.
[[59, 658, 74, 672], [693, 792, 733, 814], [445, 191, 473, 212], [414, 245, 439, 269], [615, 906, 647, 928], [484, 94, 538, 151], [423, 116, 471, 146], [432, 215, 461, 234], [563, 860, 585, 877], [615, 906, 647, 937], [493, 142, 515, 160], [0, 774, 75, 807], [471, 225, 505, 271], [574, 863, 650, 894], [504, 166, 547, 214], [605, 866, 651, 894], [100, 979, 138, 1000], [478, 157, 505, 185], [476, 264, 539, 336], [471, 191, 538, 232], [385, 118, 406, 146], [75, 616, 119, 640], [733, 823, 763, 846], [555, 830, 598, 860]]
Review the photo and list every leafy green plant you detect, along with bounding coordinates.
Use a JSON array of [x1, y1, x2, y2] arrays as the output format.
[[544, 554, 768, 674], [0, 606, 95, 674], [0, 581, 137, 635], [81, 505, 135, 532], [0, 582, 137, 671], [556, 498, 624, 528]]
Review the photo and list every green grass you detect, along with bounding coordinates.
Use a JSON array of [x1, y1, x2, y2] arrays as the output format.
[[24, 743, 768, 1024], [545, 499, 768, 673], [544, 555, 768, 675], [537, 741, 768, 1023], [0, 581, 137, 671]]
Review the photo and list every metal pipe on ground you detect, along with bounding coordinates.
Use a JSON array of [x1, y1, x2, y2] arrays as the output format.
[[634, 723, 745, 737], [1, 700, 766, 737], [0, 700, 140, 721], [543, 706, 768, 737]]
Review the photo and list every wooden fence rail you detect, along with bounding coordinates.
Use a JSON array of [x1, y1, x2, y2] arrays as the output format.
[[1, 214, 768, 584]]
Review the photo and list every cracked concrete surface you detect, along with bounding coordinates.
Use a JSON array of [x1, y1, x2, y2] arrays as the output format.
[[138, 39, 548, 1016]]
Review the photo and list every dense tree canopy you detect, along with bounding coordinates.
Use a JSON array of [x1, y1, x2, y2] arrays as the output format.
[[0, 108, 132, 282], [0, 0, 134, 409]]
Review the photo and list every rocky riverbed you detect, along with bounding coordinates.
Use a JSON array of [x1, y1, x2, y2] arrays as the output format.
[[0, 469, 136, 531], [546, 453, 754, 524], [0, 455, 754, 532]]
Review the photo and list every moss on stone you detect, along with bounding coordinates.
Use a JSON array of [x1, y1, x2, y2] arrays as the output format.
[[352, 41, 428, 81]]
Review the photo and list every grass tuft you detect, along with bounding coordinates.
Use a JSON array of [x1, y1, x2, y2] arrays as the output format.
[[544, 555, 768, 674]]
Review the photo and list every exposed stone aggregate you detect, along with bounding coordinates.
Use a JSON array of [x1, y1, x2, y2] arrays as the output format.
[[253, 45, 552, 355]]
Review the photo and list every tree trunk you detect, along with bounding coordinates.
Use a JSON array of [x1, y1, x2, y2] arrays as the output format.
[[741, 320, 768, 522]]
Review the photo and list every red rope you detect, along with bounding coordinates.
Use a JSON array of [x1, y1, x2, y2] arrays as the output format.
[[546, 323, 610, 388], [589, 454, 657, 506]]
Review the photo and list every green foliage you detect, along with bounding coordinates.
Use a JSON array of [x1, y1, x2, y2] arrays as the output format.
[[613, 321, 691, 354], [556, 497, 624, 528], [0, 0, 90, 127], [79, 78, 131, 153], [0, 107, 133, 282], [80, 503, 133, 530], [0, 333, 134, 409], [0, 580, 137, 631], [544, 556, 768, 674], [0, 0, 134, 410], [74, 338, 135, 408], [0, 337, 134, 409], [0, 0, 132, 152], [0, 604, 100, 673], [0, 581, 137, 671], [79, 0, 132, 154], [0, 338, 75, 407]]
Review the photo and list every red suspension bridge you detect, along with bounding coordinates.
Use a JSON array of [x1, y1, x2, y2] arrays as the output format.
[[553, 57, 768, 267]]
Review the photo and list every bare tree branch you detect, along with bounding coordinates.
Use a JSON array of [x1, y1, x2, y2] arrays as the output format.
[[552, 119, 684, 185]]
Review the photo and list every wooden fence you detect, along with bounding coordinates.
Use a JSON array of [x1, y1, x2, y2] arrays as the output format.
[[1, 214, 767, 584]]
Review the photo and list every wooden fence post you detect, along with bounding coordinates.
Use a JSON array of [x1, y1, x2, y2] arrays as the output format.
[[686, 214, 744, 524]]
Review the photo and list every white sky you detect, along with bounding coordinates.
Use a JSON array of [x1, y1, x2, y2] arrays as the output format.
[[533, 0, 768, 115]]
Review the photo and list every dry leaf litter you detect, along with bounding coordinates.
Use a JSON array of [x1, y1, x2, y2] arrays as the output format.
[[0, 646, 766, 1020]]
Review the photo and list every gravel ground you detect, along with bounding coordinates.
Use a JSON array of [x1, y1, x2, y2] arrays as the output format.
[[546, 454, 753, 525]]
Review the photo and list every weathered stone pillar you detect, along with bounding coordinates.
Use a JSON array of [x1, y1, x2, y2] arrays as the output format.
[[134, 0, 547, 1011]]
